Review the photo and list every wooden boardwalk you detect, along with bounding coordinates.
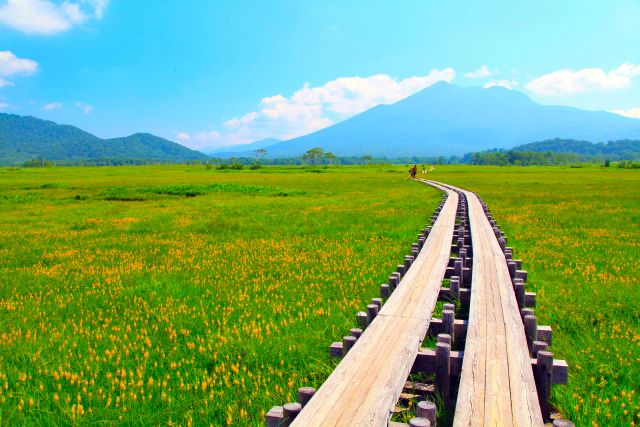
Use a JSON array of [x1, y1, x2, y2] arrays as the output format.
[[265, 180, 569, 427], [290, 184, 458, 426], [450, 184, 543, 426]]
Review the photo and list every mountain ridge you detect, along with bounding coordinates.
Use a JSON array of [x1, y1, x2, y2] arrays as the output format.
[[0, 113, 209, 165]]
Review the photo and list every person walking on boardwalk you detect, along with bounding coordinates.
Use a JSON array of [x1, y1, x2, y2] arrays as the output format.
[[410, 164, 417, 179]]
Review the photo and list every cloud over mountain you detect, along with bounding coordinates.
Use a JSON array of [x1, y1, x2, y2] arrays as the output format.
[[187, 69, 455, 148]]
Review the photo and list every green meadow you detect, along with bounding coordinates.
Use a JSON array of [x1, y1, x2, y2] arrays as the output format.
[[0, 164, 638, 426]]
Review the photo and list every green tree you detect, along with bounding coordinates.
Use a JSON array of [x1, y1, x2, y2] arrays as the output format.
[[324, 151, 337, 165], [302, 147, 325, 165]]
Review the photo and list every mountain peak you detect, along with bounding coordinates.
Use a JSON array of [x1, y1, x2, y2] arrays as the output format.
[[257, 83, 640, 157]]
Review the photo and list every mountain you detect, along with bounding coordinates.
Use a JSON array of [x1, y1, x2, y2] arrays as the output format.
[[205, 138, 281, 157], [260, 82, 640, 157], [0, 113, 209, 165]]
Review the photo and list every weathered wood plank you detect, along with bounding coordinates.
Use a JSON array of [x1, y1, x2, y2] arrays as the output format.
[[449, 184, 544, 426], [290, 184, 458, 426]]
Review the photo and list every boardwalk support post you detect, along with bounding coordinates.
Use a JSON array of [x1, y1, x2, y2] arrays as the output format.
[[524, 315, 538, 354], [435, 341, 451, 406], [416, 400, 437, 425], [298, 387, 316, 407], [409, 417, 431, 426], [282, 402, 302, 426], [535, 350, 553, 421], [342, 336, 357, 357]]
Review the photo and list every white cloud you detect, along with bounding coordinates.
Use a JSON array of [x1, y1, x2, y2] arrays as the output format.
[[0, 0, 108, 35], [194, 131, 221, 142], [610, 107, 640, 119], [0, 51, 38, 77], [193, 68, 455, 148], [0, 78, 14, 88], [43, 101, 62, 110], [484, 79, 518, 90], [0, 102, 8, 110], [465, 65, 492, 79], [525, 63, 640, 96], [75, 101, 93, 114], [175, 131, 191, 141]]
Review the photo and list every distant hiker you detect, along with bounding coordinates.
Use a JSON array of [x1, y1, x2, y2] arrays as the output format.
[[410, 165, 417, 179]]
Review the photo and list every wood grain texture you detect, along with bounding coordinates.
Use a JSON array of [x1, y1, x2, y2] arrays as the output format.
[[442, 182, 544, 427], [291, 184, 458, 426]]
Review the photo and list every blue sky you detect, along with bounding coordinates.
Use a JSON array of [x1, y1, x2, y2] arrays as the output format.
[[1, 0, 639, 150]]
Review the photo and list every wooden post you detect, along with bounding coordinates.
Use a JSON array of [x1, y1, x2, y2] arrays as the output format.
[[454, 258, 463, 279], [449, 277, 460, 298], [532, 340, 548, 357], [389, 274, 400, 289], [265, 406, 283, 427], [298, 387, 316, 407], [397, 264, 406, 276], [521, 308, 534, 320], [371, 297, 382, 309], [515, 269, 527, 282], [437, 333, 452, 346], [356, 312, 367, 329], [404, 256, 414, 270], [380, 284, 391, 299], [535, 350, 553, 421], [443, 309, 455, 344], [524, 315, 538, 354], [497, 236, 506, 252], [508, 260, 517, 278], [435, 342, 451, 405], [416, 400, 437, 426], [409, 418, 431, 427], [282, 402, 302, 426], [367, 304, 379, 325], [342, 336, 357, 357], [514, 279, 525, 308], [349, 328, 363, 338], [412, 244, 419, 258]]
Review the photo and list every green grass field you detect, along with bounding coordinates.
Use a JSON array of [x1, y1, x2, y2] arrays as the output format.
[[0, 164, 638, 426]]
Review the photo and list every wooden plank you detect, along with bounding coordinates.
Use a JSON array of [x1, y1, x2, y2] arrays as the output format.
[[447, 183, 544, 426], [291, 184, 458, 426]]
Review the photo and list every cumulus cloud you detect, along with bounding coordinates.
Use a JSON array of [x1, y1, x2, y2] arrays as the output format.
[[525, 63, 640, 96], [75, 101, 93, 114], [610, 107, 640, 119], [465, 65, 492, 79], [0, 51, 38, 89], [0, 102, 8, 110], [484, 79, 518, 90], [189, 68, 455, 148], [0, 0, 108, 35], [43, 101, 62, 110], [0, 51, 38, 77]]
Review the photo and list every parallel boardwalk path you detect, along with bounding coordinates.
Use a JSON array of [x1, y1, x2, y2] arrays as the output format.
[[448, 184, 543, 426], [291, 184, 459, 426]]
